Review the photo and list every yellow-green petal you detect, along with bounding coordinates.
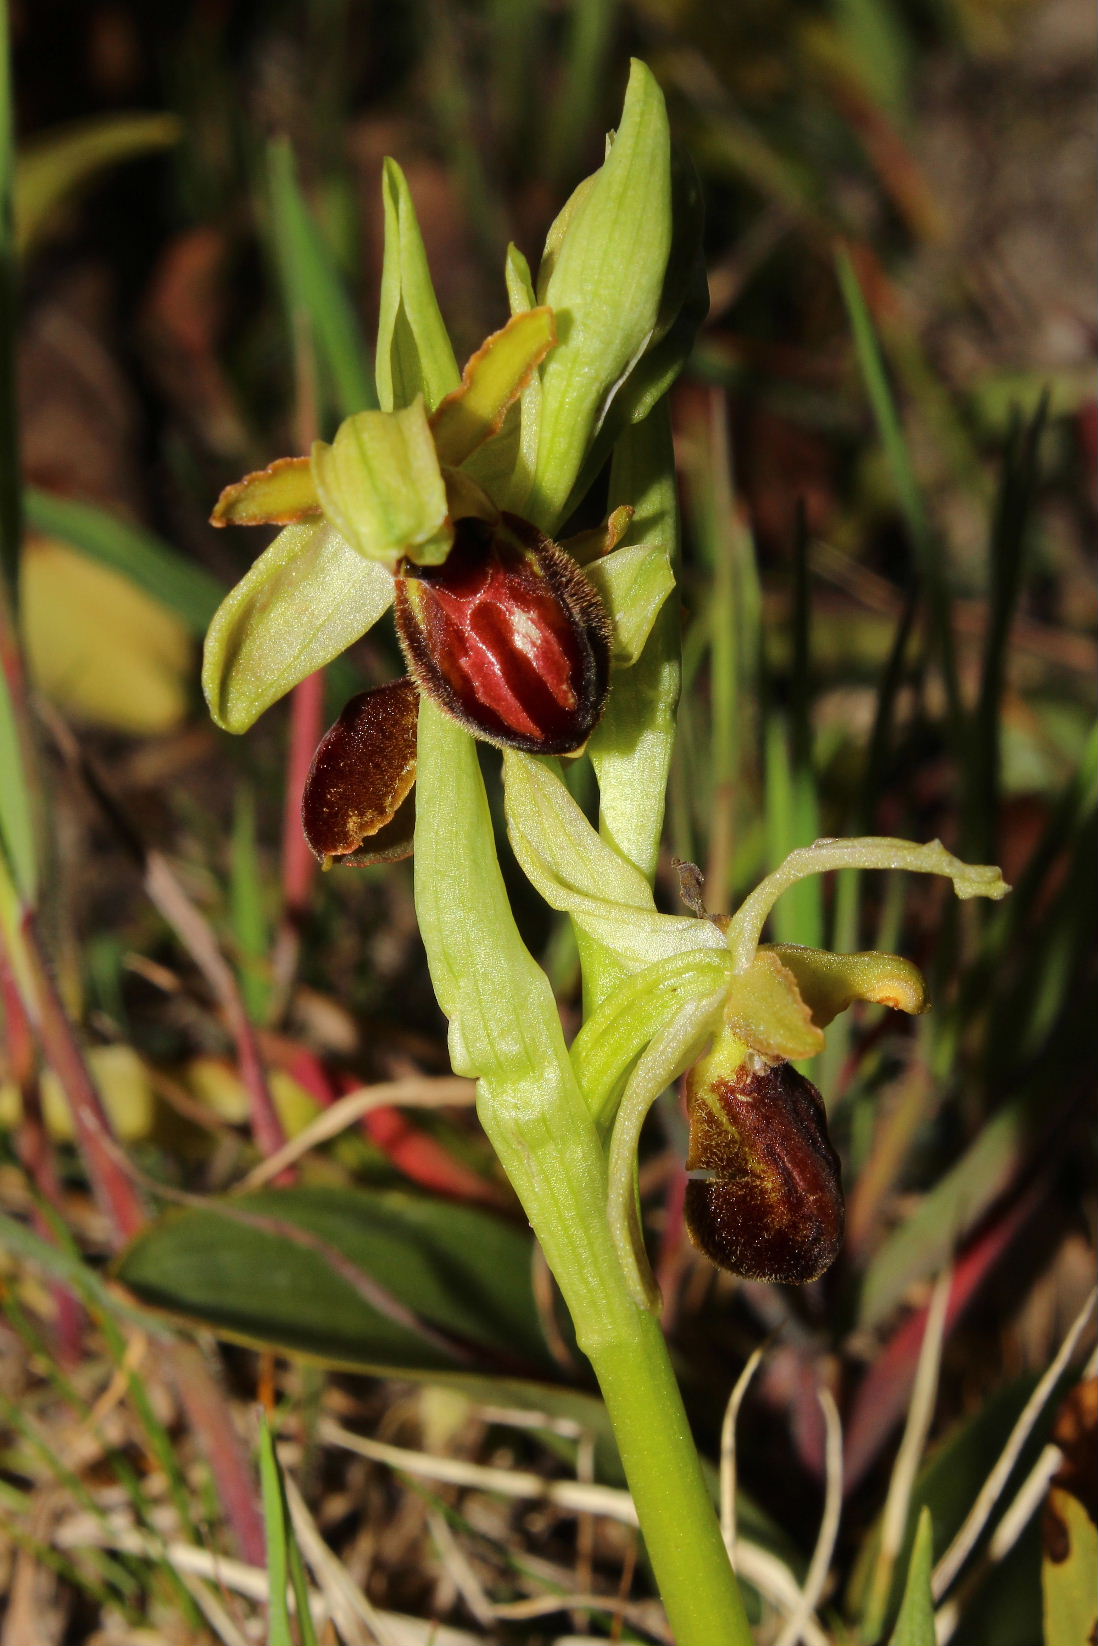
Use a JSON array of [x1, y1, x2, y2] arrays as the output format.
[[210, 456, 320, 527], [765, 943, 930, 1027], [430, 307, 557, 470]]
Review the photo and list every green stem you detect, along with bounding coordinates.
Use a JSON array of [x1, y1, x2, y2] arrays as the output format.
[[479, 1095, 752, 1645], [414, 703, 752, 1643]]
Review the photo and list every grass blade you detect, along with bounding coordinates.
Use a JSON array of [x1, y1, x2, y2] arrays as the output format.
[[267, 136, 376, 424]]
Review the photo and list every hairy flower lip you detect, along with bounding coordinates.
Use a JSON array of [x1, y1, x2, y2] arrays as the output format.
[[684, 1049, 844, 1285], [394, 512, 611, 756]]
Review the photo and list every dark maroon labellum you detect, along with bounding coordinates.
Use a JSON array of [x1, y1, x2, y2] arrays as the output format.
[[302, 679, 418, 866], [393, 513, 611, 755], [684, 1053, 844, 1285]]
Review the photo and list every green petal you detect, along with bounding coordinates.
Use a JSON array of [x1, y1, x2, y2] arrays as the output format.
[[529, 60, 672, 533], [375, 159, 460, 414], [311, 399, 452, 570], [765, 943, 930, 1026], [210, 456, 320, 527], [430, 307, 557, 470], [202, 521, 393, 733]]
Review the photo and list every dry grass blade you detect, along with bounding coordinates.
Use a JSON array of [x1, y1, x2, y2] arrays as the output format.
[[281, 1464, 394, 1646], [318, 1416, 639, 1524], [931, 1286, 1096, 1599], [426, 1507, 496, 1630], [863, 1268, 952, 1637], [720, 1342, 766, 1554], [232, 1076, 476, 1192], [774, 1387, 842, 1646]]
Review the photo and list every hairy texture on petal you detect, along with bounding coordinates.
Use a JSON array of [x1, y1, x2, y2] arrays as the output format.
[[302, 680, 418, 866], [684, 1048, 844, 1284], [394, 513, 611, 755]]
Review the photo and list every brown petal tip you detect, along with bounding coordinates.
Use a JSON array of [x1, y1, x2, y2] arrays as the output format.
[[302, 680, 419, 866]]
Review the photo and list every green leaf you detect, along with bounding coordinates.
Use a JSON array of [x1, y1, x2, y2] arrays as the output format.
[[530, 60, 672, 533], [24, 487, 223, 636], [311, 399, 451, 569], [858, 1094, 1034, 1329], [1043, 1489, 1098, 1646], [0, 667, 36, 900], [887, 1507, 936, 1646], [503, 749, 726, 986], [257, 1417, 295, 1646], [375, 159, 460, 414], [113, 1186, 553, 1376], [201, 520, 393, 733], [267, 136, 376, 419], [16, 113, 180, 257]]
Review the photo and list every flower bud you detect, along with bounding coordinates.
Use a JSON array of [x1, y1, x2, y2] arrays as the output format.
[[684, 1036, 843, 1285], [394, 512, 611, 755]]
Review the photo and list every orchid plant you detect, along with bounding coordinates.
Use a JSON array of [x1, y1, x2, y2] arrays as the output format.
[[201, 62, 1008, 1643]]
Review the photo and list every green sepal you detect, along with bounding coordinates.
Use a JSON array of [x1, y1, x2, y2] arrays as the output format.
[[552, 141, 709, 526], [375, 159, 460, 414], [529, 60, 672, 534], [588, 404, 681, 893], [585, 541, 674, 665], [765, 943, 930, 1027], [201, 521, 393, 733], [503, 751, 726, 993], [311, 399, 452, 570]]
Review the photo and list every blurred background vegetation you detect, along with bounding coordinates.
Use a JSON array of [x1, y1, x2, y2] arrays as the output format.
[[1, 1, 1094, 1642]]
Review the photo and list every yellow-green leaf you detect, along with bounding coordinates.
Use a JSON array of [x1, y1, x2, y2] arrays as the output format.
[[887, 1507, 936, 1646], [430, 307, 557, 469], [22, 537, 191, 735], [202, 520, 393, 733], [210, 456, 320, 527], [311, 399, 451, 570]]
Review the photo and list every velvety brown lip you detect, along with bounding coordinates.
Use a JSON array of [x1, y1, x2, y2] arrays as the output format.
[[394, 513, 611, 755]]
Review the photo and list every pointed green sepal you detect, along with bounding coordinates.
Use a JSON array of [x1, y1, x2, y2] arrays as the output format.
[[311, 399, 452, 570], [375, 159, 460, 414], [530, 60, 672, 532], [201, 521, 394, 733]]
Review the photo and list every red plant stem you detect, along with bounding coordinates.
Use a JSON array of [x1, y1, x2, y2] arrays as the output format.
[[143, 852, 288, 1162], [13, 908, 145, 1243], [3, 910, 267, 1560], [281, 670, 326, 919], [1, 954, 84, 1361], [168, 1338, 267, 1568]]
